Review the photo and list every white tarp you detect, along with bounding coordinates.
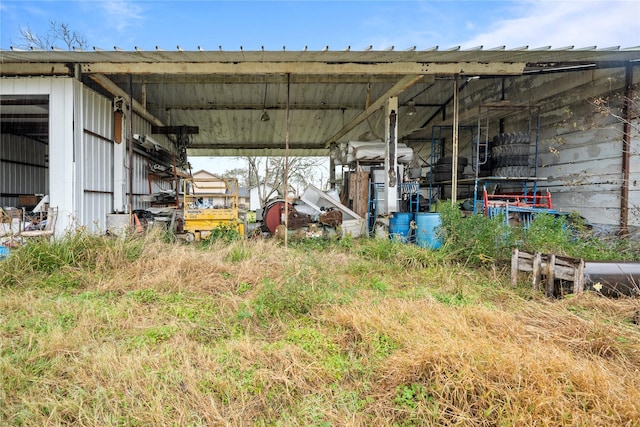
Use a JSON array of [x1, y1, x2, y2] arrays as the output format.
[[331, 141, 414, 165], [300, 184, 366, 238]]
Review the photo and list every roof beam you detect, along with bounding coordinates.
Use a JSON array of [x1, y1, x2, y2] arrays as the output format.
[[152, 125, 199, 134], [188, 147, 329, 157], [89, 73, 164, 127], [109, 74, 409, 84], [81, 61, 526, 76], [0, 98, 49, 106], [150, 103, 368, 111], [191, 142, 325, 150], [0, 63, 72, 76], [324, 74, 424, 147], [1, 122, 48, 134]]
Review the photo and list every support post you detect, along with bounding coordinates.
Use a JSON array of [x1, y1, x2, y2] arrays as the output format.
[[113, 105, 126, 213], [128, 75, 134, 217], [532, 252, 542, 290], [545, 254, 556, 298], [451, 75, 459, 204], [511, 248, 519, 287], [329, 157, 336, 189], [384, 96, 399, 214], [573, 259, 585, 294], [620, 64, 633, 236]]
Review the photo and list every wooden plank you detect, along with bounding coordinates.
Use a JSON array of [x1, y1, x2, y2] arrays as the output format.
[[518, 260, 534, 272], [512, 249, 589, 297], [533, 252, 542, 291], [511, 249, 519, 286], [80, 61, 527, 76], [545, 254, 556, 298], [573, 259, 585, 294], [348, 171, 370, 219], [554, 266, 576, 281], [518, 251, 534, 260]]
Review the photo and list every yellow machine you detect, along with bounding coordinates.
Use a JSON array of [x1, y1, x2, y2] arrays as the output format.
[[182, 177, 244, 241]]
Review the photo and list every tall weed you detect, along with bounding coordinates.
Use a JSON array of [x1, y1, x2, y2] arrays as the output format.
[[522, 213, 640, 261], [438, 203, 515, 265], [0, 230, 145, 287]]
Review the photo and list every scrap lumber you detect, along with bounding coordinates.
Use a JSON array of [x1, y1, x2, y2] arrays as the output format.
[[511, 249, 585, 297]]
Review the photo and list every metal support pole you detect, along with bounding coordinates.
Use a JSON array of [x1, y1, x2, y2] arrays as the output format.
[[451, 75, 459, 204], [329, 157, 336, 189], [384, 96, 399, 214], [284, 73, 291, 248], [620, 64, 633, 236], [128, 75, 134, 218]]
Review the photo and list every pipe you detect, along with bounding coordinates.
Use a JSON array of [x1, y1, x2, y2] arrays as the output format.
[[584, 261, 640, 297]]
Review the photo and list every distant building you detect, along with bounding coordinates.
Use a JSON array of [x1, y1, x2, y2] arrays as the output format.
[[191, 170, 227, 208], [250, 184, 277, 211]]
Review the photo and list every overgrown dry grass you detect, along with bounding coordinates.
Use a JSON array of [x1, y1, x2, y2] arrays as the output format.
[[1, 233, 639, 426]]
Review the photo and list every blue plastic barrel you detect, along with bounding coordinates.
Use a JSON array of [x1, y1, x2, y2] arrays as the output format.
[[0, 245, 10, 260], [415, 213, 442, 249], [389, 212, 413, 243]]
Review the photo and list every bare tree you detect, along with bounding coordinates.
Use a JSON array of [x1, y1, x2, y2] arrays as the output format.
[[12, 20, 88, 50], [226, 156, 328, 208], [220, 167, 250, 188], [589, 93, 640, 146]]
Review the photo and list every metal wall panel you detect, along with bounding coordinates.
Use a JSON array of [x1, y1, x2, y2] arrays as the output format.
[[130, 113, 173, 210], [421, 68, 638, 230], [77, 90, 177, 230], [81, 86, 114, 233], [0, 133, 48, 207], [0, 78, 71, 224]]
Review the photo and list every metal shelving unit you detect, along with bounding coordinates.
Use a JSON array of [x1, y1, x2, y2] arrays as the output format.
[[472, 103, 543, 215]]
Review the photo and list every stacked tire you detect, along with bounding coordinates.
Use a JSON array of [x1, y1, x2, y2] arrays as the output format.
[[490, 132, 531, 177], [431, 156, 468, 182]]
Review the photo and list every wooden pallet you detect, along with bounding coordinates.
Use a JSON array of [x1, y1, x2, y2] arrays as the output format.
[[511, 249, 585, 297]]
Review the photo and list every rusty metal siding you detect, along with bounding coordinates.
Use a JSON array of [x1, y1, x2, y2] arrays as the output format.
[[627, 119, 639, 227]]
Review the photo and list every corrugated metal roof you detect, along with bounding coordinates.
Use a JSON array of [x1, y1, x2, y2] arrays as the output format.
[[1, 47, 638, 158], [2, 45, 639, 64]]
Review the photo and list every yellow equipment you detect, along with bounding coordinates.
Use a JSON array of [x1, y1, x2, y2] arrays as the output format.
[[182, 177, 244, 241]]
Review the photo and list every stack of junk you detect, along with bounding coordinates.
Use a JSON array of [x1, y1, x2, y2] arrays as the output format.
[[260, 185, 366, 239]]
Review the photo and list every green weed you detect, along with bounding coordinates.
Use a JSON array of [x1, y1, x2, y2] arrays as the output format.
[[253, 277, 330, 320], [394, 383, 431, 410], [224, 244, 251, 262], [522, 213, 640, 261], [439, 202, 516, 265]]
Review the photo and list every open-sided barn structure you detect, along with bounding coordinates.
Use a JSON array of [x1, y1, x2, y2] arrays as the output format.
[[1, 46, 639, 236]]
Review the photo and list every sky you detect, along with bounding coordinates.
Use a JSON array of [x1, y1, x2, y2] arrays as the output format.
[[1, 0, 638, 52], [1, 0, 639, 173]]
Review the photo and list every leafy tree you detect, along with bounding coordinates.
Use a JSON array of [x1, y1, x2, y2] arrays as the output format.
[[12, 20, 88, 50]]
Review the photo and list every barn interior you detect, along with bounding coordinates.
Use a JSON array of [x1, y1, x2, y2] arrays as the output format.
[[1, 47, 639, 238]]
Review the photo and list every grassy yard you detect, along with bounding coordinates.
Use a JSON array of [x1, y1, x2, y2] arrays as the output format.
[[1, 224, 639, 426]]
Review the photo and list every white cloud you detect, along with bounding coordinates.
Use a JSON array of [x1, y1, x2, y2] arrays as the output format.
[[99, 1, 145, 32], [461, 1, 640, 49]]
